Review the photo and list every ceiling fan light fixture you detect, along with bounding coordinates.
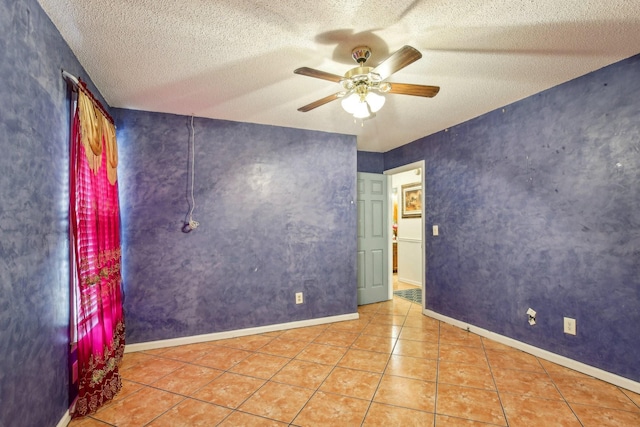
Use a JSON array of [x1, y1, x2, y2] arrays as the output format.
[[340, 92, 361, 114], [368, 72, 382, 83], [341, 88, 385, 118], [352, 101, 372, 119], [340, 79, 354, 90], [365, 91, 385, 112]]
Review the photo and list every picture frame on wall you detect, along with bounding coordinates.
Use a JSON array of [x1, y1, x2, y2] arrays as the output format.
[[401, 182, 422, 218]]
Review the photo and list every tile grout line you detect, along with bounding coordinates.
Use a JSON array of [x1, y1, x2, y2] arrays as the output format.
[[93, 358, 190, 427], [357, 298, 406, 426], [539, 358, 640, 424], [217, 329, 324, 425], [433, 317, 441, 427], [97, 297, 486, 425], [345, 300, 391, 426], [147, 334, 302, 425], [288, 322, 362, 426], [119, 307, 460, 426], [224, 328, 328, 425], [480, 336, 511, 427], [619, 387, 640, 411], [82, 298, 640, 427], [274, 311, 386, 425]]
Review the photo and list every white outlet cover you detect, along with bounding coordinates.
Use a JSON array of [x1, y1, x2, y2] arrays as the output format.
[[564, 317, 576, 335]]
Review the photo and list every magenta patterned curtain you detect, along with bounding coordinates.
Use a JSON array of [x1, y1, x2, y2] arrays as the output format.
[[70, 84, 125, 417]]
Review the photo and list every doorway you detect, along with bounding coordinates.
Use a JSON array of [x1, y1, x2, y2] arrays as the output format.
[[385, 161, 426, 307]]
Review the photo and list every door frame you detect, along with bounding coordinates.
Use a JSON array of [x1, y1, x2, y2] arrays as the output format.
[[384, 160, 426, 302]]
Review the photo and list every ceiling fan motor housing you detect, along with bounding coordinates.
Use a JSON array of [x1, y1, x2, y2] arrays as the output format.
[[351, 46, 371, 64], [345, 66, 374, 80]]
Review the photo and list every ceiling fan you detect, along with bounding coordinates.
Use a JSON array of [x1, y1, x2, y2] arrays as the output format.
[[294, 45, 440, 119]]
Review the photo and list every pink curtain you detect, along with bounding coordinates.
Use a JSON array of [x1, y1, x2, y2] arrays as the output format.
[[70, 84, 125, 417]]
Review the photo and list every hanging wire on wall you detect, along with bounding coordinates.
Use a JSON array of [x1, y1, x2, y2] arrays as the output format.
[[183, 115, 200, 232]]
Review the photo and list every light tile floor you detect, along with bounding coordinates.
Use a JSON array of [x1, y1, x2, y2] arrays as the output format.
[[70, 280, 640, 426]]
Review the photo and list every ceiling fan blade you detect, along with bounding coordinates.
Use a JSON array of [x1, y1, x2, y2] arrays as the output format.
[[372, 45, 422, 80], [298, 92, 342, 112], [387, 83, 440, 98], [294, 67, 343, 83]]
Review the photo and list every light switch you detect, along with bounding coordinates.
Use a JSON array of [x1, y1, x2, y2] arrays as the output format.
[[432, 225, 439, 236]]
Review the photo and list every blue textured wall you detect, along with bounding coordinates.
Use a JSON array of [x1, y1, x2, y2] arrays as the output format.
[[1, 4, 636, 426], [357, 150, 384, 173], [0, 0, 104, 426], [386, 54, 640, 382], [115, 109, 357, 343]]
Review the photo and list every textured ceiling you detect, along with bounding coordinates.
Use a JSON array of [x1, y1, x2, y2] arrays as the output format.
[[38, 0, 640, 152]]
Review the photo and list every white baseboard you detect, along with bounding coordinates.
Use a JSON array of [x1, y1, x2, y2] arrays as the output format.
[[125, 312, 360, 353], [424, 309, 640, 394], [397, 277, 422, 287], [56, 410, 71, 427]]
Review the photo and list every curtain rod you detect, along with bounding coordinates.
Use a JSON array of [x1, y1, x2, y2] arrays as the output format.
[[61, 69, 115, 126], [62, 70, 79, 87]]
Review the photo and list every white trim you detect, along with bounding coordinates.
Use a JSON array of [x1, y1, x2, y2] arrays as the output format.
[[424, 309, 640, 394], [56, 410, 71, 427], [397, 237, 422, 243], [397, 277, 422, 287], [125, 312, 359, 353], [386, 174, 393, 300], [396, 238, 422, 285], [384, 160, 426, 307], [384, 161, 424, 176]]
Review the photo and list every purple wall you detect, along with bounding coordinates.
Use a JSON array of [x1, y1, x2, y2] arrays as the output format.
[[115, 110, 358, 343], [1, 2, 637, 425], [385, 54, 640, 382], [0, 0, 107, 426], [357, 150, 384, 173]]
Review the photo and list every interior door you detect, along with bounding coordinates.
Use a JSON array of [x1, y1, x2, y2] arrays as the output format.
[[357, 172, 389, 305]]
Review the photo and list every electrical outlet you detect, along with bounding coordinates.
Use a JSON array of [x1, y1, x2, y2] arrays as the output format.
[[526, 308, 536, 326], [295, 292, 304, 304], [564, 317, 576, 335]]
